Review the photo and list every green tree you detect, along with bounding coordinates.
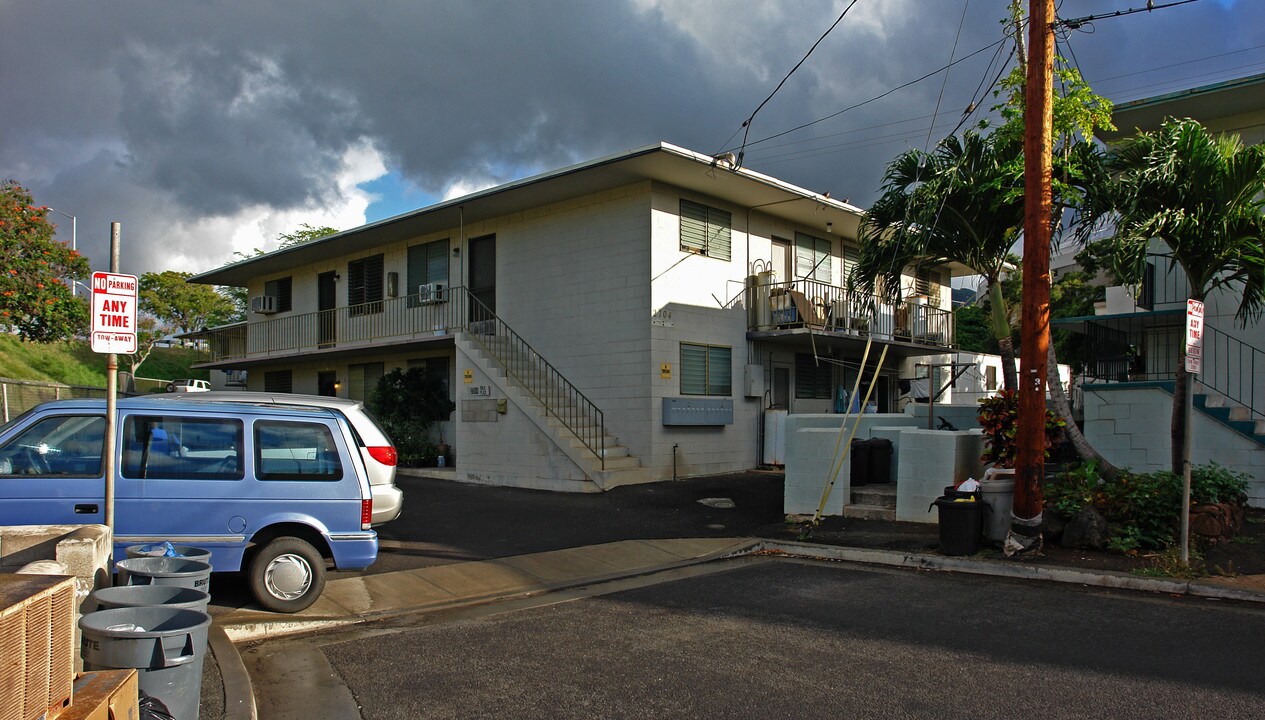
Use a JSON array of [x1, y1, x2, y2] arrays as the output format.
[[852, 12, 1118, 474], [1085, 118, 1265, 473], [854, 130, 1025, 391], [139, 270, 237, 334], [0, 181, 90, 342]]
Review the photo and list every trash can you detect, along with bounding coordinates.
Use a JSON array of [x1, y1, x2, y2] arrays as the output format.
[[116, 557, 212, 594], [930, 497, 984, 556], [867, 438, 893, 484], [79, 607, 212, 720], [126, 542, 213, 564], [90, 585, 211, 614], [979, 469, 1016, 544], [848, 439, 871, 487]]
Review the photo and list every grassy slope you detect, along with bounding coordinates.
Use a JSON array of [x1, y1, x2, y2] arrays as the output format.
[[0, 335, 209, 387]]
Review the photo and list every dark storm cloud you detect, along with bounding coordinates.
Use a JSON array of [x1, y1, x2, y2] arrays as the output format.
[[1, 0, 1261, 273]]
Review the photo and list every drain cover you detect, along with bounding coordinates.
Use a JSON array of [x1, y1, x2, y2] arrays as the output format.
[[698, 497, 736, 509]]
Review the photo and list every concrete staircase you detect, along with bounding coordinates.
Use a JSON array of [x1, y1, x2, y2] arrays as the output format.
[[843, 483, 897, 521], [1194, 392, 1265, 447], [458, 331, 648, 489]]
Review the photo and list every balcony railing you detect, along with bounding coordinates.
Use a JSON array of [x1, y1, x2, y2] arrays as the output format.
[[202, 290, 465, 363], [746, 278, 954, 348]]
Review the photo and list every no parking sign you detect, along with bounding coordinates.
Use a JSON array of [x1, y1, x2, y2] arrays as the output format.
[[90, 271, 138, 354]]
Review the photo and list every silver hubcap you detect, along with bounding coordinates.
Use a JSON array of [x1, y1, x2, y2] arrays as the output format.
[[264, 553, 312, 600]]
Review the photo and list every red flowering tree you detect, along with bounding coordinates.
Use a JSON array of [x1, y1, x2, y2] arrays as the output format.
[[0, 181, 89, 342]]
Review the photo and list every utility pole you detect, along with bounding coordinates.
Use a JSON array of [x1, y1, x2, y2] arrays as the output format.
[[1011, 0, 1054, 555]]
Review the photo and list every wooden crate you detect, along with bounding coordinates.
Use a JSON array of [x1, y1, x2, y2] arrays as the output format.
[[58, 670, 138, 720], [0, 574, 77, 720]]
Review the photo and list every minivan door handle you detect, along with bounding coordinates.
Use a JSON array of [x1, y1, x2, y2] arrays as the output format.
[[74, 503, 99, 514]]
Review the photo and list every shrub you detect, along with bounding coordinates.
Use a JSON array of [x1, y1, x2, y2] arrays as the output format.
[[368, 367, 455, 467], [1046, 461, 1251, 552], [977, 390, 1066, 467]]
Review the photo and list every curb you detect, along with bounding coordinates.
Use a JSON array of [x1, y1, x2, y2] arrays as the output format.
[[756, 539, 1265, 603], [209, 623, 257, 720]]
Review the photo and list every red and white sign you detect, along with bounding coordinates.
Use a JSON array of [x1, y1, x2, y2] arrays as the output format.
[[1185, 298, 1204, 374], [90, 271, 138, 354]]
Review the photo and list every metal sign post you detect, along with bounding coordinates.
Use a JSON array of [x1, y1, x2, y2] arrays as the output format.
[[1181, 298, 1204, 564], [92, 223, 132, 562]]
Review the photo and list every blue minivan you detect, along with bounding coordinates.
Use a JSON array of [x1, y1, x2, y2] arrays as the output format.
[[0, 397, 378, 612]]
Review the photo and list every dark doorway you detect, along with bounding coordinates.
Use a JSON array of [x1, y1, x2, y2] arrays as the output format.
[[468, 234, 496, 321], [318, 371, 338, 397], [318, 271, 337, 347]]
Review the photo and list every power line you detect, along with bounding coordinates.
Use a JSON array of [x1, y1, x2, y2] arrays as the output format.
[[733, 0, 861, 167], [1057, 0, 1203, 31], [726, 38, 1007, 154]]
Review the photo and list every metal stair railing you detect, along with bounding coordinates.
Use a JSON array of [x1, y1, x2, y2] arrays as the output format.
[[1201, 324, 1265, 422], [460, 289, 606, 470]]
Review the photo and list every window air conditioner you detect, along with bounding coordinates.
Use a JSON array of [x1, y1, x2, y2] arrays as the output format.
[[251, 295, 278, 314], [418, 283, 446, 305]]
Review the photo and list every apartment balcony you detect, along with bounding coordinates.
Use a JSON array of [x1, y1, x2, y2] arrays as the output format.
[[194, 289, 465, 368], [744, 278, 954, 351]]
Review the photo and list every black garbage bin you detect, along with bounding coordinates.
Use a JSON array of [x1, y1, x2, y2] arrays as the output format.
[[867, 438, 893, 484], [931, 497, 984, 556], [848, 439, 870, 487]]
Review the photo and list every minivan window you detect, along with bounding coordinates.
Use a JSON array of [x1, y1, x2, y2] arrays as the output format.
[[122, 415, 244, 480], [255, 421, 343, 481], [0, 415, 105, 477]]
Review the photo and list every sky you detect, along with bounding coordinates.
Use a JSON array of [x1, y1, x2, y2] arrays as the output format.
[[2, 0, 1261, 279]]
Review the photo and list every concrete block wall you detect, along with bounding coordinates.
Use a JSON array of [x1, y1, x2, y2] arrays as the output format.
[[894, 430, 985, 523], [1084, 384, 1265, 507], [0, 524, 113, 609], [452, 341, 598, 492], [784, 428, 849, 516], [782, 414, 920, 516]]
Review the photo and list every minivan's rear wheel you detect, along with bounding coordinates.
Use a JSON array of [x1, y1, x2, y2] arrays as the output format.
[[248, 537, 326, 613]]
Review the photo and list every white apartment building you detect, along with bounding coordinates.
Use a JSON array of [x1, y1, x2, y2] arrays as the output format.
[[191, 143, 959, 492]]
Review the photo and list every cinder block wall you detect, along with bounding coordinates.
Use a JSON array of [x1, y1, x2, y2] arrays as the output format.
[[894, 430, 985, 523], [1084, 384, 1265, 507]]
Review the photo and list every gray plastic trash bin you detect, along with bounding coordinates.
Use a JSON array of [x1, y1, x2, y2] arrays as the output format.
[[90, 585, 211, 613], [116, 556, 212, 594], [126, 543, 213, 564], [980, 473, 1016, 544], [79, 607, 212, 720]]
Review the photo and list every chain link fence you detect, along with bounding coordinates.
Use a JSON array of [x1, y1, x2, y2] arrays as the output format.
[[0, 378, 108, 423], [0, 375, 183, 422]]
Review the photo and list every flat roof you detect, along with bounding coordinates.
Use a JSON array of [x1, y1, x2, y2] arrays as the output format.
[[191, 142, 871, 286]]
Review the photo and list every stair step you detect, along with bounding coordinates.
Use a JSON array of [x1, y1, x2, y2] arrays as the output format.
[[843, 504, 896, 521], [850, 485, 897, 508]]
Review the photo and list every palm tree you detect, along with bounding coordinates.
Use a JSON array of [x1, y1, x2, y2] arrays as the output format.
[[1089, 118, 1265, 473], [854, 130, 1026, 390]]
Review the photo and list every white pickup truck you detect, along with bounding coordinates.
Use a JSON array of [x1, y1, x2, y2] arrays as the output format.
[[166, 378, 211, 393]]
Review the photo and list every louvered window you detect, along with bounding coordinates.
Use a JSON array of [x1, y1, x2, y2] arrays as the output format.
[[407, 240, 449, 307], [680, 199, 732, 261], [348, 254, 385, 316], [680, 343, 732, 396], [264, 277, 292, 313], [795, 232, 831, 283], [263, 370, 292, 393], [795, 353, 833, 400]]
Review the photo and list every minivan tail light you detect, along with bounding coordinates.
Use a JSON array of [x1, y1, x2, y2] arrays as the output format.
[[367, 446, 397, 466], [362, 499, 373, 530]]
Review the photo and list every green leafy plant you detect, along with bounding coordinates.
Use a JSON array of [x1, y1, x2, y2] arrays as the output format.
[[977, 390, 1066, 467], [368, 367, 455, 467], [1046, 461, 1250, 553]]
